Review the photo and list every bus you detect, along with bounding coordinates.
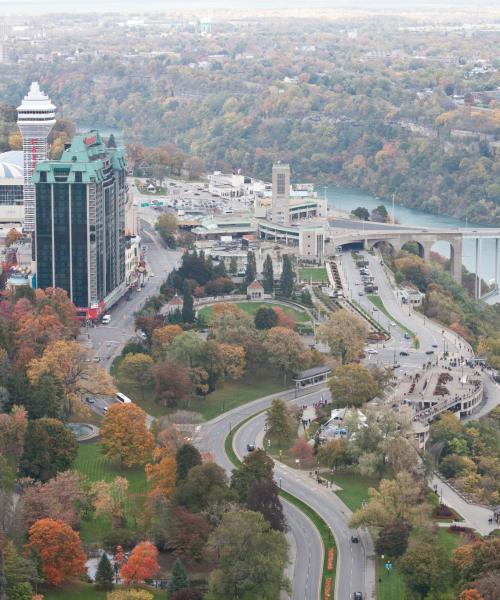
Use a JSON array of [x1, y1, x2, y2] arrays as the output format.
[[116, 392, 133, 404]]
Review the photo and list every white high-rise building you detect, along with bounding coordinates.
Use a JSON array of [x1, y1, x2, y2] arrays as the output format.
[[17, 82, 56, 232], [271, 162, 290, 225]]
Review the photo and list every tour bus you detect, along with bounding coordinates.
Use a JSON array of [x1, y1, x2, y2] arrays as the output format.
[[116, 392, 133, 404]]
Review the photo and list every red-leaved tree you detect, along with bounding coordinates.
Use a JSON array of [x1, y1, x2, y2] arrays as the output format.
[[120, 541, 159, 585], [26, 518, 86, 586]]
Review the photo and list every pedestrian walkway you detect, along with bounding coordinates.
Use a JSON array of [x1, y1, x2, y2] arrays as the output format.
[[431, 473, 497, 536]]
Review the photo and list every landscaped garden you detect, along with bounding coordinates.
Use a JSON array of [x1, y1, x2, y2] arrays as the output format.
[[198, 300, 310, 323], [298, 267, 329, 283]]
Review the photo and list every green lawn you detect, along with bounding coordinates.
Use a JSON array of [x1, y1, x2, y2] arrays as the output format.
[[74, 443, 149, 545], [367, 294, 419, 349], [199, 301, 310, 323], [74, 442, 148, 494], [43, 582, 164, 600], [298, 267, 329, 283], [113, 359, 287, 422], [188, 372, 287, 420], [377, 528, 462, 600], [329, 471, 381, 512]]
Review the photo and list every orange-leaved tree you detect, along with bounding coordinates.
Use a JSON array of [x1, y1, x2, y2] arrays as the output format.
[[100, 403, 154, 467], [120, 541, 159, 585], [146, 449, 177, 500], [26, 518, 86, 586]]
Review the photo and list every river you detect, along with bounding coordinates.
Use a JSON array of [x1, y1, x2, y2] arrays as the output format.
[[326, 186, 499, 285]]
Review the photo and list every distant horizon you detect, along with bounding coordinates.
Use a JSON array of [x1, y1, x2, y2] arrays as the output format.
[[1, 0, 499, 16]]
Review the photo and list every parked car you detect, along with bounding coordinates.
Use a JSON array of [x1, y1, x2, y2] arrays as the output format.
[[400, 351, 409, 356], [365, 348, 378, 355], [425, 350, 435, 355]]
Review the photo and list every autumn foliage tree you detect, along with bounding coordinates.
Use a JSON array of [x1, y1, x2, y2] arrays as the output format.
[[120, 541, 159, 586], [26, 518, 86, 586], [170, 507, 211, 561], [100, 403, 154, 467], [146, 451, 177, 500]]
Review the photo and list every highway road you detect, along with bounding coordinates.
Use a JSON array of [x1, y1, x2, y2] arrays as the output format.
[[233, 408, 372, 600], [195, 384, 376, 600]]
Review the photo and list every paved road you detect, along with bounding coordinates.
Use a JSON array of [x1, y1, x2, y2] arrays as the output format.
[[195, 385, 376, 600], [233, 409, 373, 600], [82, 214, 181, 415]]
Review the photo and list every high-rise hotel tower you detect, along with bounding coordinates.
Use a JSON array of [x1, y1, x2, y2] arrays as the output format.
[[33, 131, 127, 319], [17, 82, 56, 232]]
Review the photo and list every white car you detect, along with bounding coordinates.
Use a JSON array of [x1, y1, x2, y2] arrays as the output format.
[[365, 348, 378, 355], [101, 314, 111, 324]]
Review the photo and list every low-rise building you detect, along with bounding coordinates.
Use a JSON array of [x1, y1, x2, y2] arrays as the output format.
[[247, 280, 264, 299]]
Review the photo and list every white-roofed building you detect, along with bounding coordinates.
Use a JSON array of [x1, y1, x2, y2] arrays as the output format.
[[0, 151, 24, 223]]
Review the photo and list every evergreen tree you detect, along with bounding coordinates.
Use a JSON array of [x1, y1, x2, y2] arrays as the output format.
[[168, 558, 189, 594], [176, 444, 202, 482], [254, 306, 278, 330], [300, 288, 313, 307], [262, 254, 274, 294], [27, 373, 65, 420], [229, 256, 238, 275], [107, 133, 117, 148], [213, 258, 227, 278], [245, 251, 257, 286], [279, 255, 294, 298], [95, 552, 113, 591], [182, 281, 195, 324]]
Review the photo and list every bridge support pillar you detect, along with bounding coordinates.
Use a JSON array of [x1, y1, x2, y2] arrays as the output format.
[[450, 236, 462, 286]]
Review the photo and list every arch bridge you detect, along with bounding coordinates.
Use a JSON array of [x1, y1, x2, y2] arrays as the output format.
[[328, 219, 500, 298]]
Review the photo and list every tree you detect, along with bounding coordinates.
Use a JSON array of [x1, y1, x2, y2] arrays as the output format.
[[290, 438, 315, 467], [95, 553, 114, 591], [429, 411, 465, 445], [400, 541, 451, 599], [263, 327, 306, 384], [317, 438, 352, 470], [151, 360, 192, 408], [329, 363, 378, 408], [107, 133, 117, 148], [26, 518, 86, 586], [351, 207, 370, 221], [374, 520, 411, 559], [266, 399, 295, 448], [279, 254, 294, 298], [207, 510, 289, 600], [5, 228, 22, 247], [371, 204, 390, 223], [168, 558, 189, 594], [181, 281, 195, 324], [27, 339, 115, 414], [0, 406, 28, 469], [229, 256, 238, 275], [100, 403, 154, 467], [176, 444, 202, 482], [175, 463, 232, 513], [170, 507, 211, 561], [120, 542, 159, 586], [246, 479, 286, 532], [145, 453, 177, 499], [218, 343, 245, 379], [92, 477, 129, 529], [245, 251, 257, 287], [317, 310, 368, 364], [231, 449, 275, 502], [273, 307, 296, 330], [350, 471, 429, 529], [254, 306, 278, 330], [118, 353, 154, 402], [262, 254, 274, 294], [20, 418, 78, 482], [459, 591, 484, 600], [27, 372, 65, 420], [300, 288, 313, 307], [155, 213, 178, 248], [21, 470, 85, 528], [452, 538, 500, 584], [3, 541, 40, 597]]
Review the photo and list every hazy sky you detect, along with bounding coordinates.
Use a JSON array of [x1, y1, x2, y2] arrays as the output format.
[[0, 0, 496, 14]]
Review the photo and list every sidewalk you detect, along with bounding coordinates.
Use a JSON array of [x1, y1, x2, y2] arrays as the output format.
[[432, 473, 497, 536]]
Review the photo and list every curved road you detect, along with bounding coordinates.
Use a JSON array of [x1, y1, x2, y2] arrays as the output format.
[[195, 384, 375, 600]]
